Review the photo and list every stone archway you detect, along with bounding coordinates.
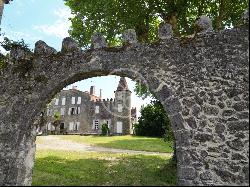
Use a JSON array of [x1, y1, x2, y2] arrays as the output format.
[[0, 13, 249, 186]]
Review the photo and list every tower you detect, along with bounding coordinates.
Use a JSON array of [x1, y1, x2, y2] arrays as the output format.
[[113, 77, 132, 135]]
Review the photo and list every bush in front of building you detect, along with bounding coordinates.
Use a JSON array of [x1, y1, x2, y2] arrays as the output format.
[[101, 123, 110, 136]]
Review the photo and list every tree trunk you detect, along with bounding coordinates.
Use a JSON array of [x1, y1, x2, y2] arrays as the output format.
[[215, 0, 225, 30]]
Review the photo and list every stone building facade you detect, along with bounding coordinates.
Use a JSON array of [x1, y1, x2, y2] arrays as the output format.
[[44, 77, 136, 135]]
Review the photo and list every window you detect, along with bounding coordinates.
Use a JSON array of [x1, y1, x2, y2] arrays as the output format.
[[61, 108, 65, 116], [70, 108, 75, 115], [55, 99, 59, 105], [116, 122, 123, 133], [77, 97, 81, 104], [118, 104, 123, 112], [72, 97, 75, 104], [117, 93, 122, 100], [94, 120, 99, 130], [74, 122, 80, 131], [62, 98, 66, 105], [95, 106, 100, 114], [107, 120, 111, 129], [47, 123, 55, 131], [47, 109, 52, 116]]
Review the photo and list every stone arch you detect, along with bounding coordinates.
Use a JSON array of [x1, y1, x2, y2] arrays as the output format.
[[0, 12, 249, 186]]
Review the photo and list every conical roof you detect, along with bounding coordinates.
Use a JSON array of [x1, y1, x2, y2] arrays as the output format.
[[116, 77, 130, 91]]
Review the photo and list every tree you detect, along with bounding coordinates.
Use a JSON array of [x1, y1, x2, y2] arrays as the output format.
[[134, 100, 174, 139], [65, 0, 248, 47], [101, 123, 110, 136], [52, 111, 61, 134]]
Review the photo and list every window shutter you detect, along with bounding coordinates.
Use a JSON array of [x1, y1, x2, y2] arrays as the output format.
[[55, 99, 59, 105], [92, 120, 95, 130], [69, 122, 73, 131], [77, 97, 81, 104], [77, 107, 81, 114], [47, 123, 51, 130], [68, 108, 71, 115], [76, 122, 80, 131]]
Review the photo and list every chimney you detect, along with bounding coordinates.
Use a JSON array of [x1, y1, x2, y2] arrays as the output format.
[[72, 85, 78, 90], [99, 89, 102, 99], [90, 86, 95, 95]]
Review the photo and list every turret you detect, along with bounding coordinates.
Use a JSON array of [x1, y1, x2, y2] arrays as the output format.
[[113, 77, 132, 135]]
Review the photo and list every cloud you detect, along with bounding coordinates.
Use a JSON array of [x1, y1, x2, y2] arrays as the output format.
[[33, 7, 72, 39], [0, 30, 40, 43]]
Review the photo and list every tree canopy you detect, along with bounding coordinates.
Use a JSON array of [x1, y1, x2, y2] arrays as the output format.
[[134, 100, 174, 139], [65, 0, 248, 47]]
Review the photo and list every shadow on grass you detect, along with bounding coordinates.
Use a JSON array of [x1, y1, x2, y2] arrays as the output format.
[[32, 153, 177, 186]]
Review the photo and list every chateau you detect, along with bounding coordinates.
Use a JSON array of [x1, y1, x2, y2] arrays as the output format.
[[44, 77, 137, 135]]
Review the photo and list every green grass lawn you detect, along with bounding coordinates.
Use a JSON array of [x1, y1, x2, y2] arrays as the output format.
[[32, 150, 177, 186], [55, 135, 174, 153]]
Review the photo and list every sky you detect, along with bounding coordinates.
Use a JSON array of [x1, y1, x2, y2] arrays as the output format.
[[0, 0, 151, 117]]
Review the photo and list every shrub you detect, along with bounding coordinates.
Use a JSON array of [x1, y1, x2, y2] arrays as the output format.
[[134, 100, 174, 139], [101, 123, 109, 136]]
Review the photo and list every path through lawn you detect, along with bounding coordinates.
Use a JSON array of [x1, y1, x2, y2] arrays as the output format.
[[36, 136, 172, 156]]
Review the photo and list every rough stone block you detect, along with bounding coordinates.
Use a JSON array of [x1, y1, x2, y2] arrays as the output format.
[[194, 133, 213, 142], [61, 37, 79, 52], [122, 29, 137, 44], [195, 15, 213, 33], [34, 40, 57, 55], [179, 167, 197, 180], [158, 23, 173, 40], [91, 33, 107, 49], [185, 116, 197, 129]]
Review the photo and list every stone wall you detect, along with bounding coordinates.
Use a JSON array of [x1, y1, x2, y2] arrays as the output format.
[[0, 11, 249, 186]]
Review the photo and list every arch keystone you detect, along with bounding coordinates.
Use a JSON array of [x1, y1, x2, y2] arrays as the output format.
[[91, 33, 107, 49], [122, 29, 137, 44], [34, 40, 57, 55], [158, 23, 173, 40], [61, 37, 79, 52], [195, 15, 213, 33]]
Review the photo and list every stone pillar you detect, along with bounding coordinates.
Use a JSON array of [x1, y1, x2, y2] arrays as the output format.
[[0, 123, 36, 186]]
